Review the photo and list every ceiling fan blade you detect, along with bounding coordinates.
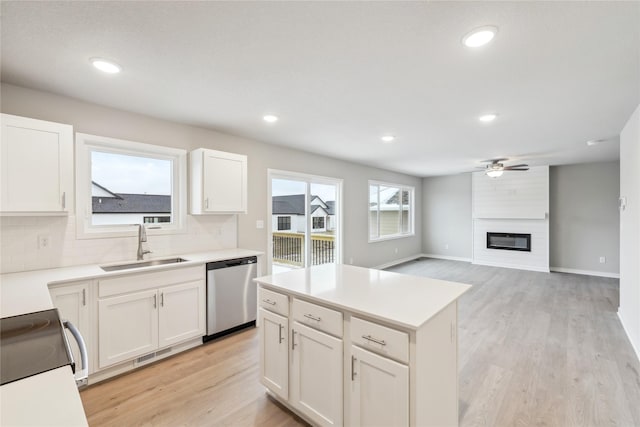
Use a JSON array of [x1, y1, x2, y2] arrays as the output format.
[[504, 164, 528, 168], [503, 167, 529, 171], [481, 158, 509, 164]]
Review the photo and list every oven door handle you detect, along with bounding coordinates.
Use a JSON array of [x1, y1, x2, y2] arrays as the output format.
[[63, 320, 89, 388]]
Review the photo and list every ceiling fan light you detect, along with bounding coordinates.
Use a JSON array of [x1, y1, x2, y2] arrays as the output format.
[[486, 169, 504, 178]]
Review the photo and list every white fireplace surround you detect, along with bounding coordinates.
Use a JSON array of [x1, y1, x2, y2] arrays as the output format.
[[472, 166, 550, 272]]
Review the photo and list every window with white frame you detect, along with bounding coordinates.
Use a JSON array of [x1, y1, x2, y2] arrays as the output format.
[[368, 181, 414, 241], [75, 133, 187, 238]]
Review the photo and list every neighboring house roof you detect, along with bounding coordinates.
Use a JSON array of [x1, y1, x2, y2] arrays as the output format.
[[272, 194, 336, 215], [311, 205, 328, 215], [325, 201, 335, 215], [92, 181, 171, 214], [92, 181, 121, 199], [93, 193, 171, 213]]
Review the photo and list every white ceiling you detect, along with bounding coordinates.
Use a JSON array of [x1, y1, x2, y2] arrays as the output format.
[[2, 1, 639, 177]]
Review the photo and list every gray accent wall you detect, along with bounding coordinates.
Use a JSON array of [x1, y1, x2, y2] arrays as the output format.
[[0, 83, 422, 272], [422, 174, 472, 260], [550, 162, 620, 274]]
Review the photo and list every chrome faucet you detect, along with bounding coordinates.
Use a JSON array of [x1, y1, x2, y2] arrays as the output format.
[[136, 224, 152, 260]]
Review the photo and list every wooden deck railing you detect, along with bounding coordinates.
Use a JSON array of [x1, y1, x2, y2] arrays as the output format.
[[272, 232, 335, 267]]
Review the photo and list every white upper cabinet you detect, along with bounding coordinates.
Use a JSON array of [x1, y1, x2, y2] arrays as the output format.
[[190, 148, 247, 214], [0, 114, 73, 214]]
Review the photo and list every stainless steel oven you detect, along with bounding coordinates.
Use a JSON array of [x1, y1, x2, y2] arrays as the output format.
[[1, 308, 88, 387]]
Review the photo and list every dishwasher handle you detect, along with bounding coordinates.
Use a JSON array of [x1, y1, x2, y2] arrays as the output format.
[[207, 256, 257, 270], [63, 320, 89, 388]]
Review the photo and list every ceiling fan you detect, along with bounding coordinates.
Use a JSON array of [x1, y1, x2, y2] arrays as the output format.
[[479, 158, 529, 178]]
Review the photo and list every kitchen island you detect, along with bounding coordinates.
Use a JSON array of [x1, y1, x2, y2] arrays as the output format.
[[255, 263, 472, 427]]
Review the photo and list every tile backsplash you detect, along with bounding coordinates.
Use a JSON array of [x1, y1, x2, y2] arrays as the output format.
[[0, 214, 237, 273]]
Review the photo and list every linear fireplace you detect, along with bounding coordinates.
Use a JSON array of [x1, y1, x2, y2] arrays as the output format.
[[487, 232, 531, 252]]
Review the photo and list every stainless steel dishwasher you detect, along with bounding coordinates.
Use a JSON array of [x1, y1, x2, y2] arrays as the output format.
[[203, 256, 257, 342]]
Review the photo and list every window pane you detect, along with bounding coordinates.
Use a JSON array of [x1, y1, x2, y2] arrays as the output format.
[[401, 189, 410, 233], [91, 151, 172, 226], [379, 185, 400, 237], [369, 185, 379, 239]]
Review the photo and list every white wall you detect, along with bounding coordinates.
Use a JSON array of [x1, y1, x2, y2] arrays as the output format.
[[422, 174, 472, 260], [619, 104, 640, 360], [0, 83, 422, 273], [549, 162, 620, 276]]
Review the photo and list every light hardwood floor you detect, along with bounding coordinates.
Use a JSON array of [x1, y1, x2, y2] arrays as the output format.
[[81, 258, 640, 426]]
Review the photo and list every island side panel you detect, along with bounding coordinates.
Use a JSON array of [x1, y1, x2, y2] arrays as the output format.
[[413, 301, 459, 426]]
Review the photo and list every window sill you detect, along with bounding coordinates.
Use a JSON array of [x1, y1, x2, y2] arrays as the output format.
[[368, 233, 415, 244]]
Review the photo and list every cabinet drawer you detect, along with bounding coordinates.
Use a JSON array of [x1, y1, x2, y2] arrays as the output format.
[[292, 298, 343, 338], [351, 317, 409, 364], [258, 287, 289, 316], [99, 265, 203, 298]]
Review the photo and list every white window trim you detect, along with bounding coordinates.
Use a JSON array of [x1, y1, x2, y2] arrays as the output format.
[[75, 133, 187, 239], [368, 180, 415, 243]]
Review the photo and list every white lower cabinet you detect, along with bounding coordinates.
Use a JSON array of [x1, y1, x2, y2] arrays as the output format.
[[158, 281, 206, 348], [98, 277, 205, 369], [49, 282, 91, 373], [259, 308, 289, 400], [349, 345, 409, 427], [291, 321, 343, 427], [98, 289, 159, 368]]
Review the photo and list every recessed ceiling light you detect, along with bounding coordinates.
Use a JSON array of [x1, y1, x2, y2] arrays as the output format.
[[91, 58, 121, 74], [462, 26, 498, 48], [263, 115, 279, 123], [381, 135, 395, 143], [479, 113, 498, 123]]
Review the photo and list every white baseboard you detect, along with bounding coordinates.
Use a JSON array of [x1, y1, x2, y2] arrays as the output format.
[[618, 311, 640, 363], [421, 253, 472, 263], [550, 267, 620, 279], [472, 260, 550, 273], [374, 254, 423, 270]]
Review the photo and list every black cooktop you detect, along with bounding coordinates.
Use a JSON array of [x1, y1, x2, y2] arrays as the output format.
[[0, 308, 73, 386]]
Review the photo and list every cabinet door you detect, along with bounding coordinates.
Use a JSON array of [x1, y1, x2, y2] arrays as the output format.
[[291, 322, 343, 427], [158, 280, 206, 348], [98, 289, 158, 368], [0, 114, 72, 213], [49, 283, 90, 373], [349, 345, 409, 427], [202, 150, 247, 213], [259, 308, 289, 400]]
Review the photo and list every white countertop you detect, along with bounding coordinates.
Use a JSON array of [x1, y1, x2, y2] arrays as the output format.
[[0, 248, 262, 426], [254, 264, 471, 330]]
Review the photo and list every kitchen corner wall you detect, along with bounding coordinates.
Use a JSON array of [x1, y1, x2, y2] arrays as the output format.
[[0, 83, 422, 273]]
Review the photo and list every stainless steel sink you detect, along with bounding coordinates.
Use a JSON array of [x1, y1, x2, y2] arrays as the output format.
[[100, 257, 187, 272]]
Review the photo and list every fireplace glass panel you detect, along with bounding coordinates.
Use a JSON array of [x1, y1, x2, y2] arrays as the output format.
[[487, 232, 531, 252]]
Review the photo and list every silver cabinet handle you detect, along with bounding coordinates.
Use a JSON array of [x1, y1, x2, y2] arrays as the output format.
[[160, 292, 164, 307], [61, 192, 66, 209], [351, 355, 357, 381], [63, 320, 88, 387], [291, 329, 297, 350], [153, 294, 157, 308], [205, 198, 209, 209], [82, 288, 86, 306], [278, 324, 284, 343], [362, 335, 387, 346], [262, 298, 276, 306], [304, 313, 321, 322]]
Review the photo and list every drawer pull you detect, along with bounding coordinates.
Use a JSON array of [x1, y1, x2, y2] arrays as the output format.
[[362, 334, 387, 346], [303, 313, 321, 322], [262, 298, 276, 306]]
